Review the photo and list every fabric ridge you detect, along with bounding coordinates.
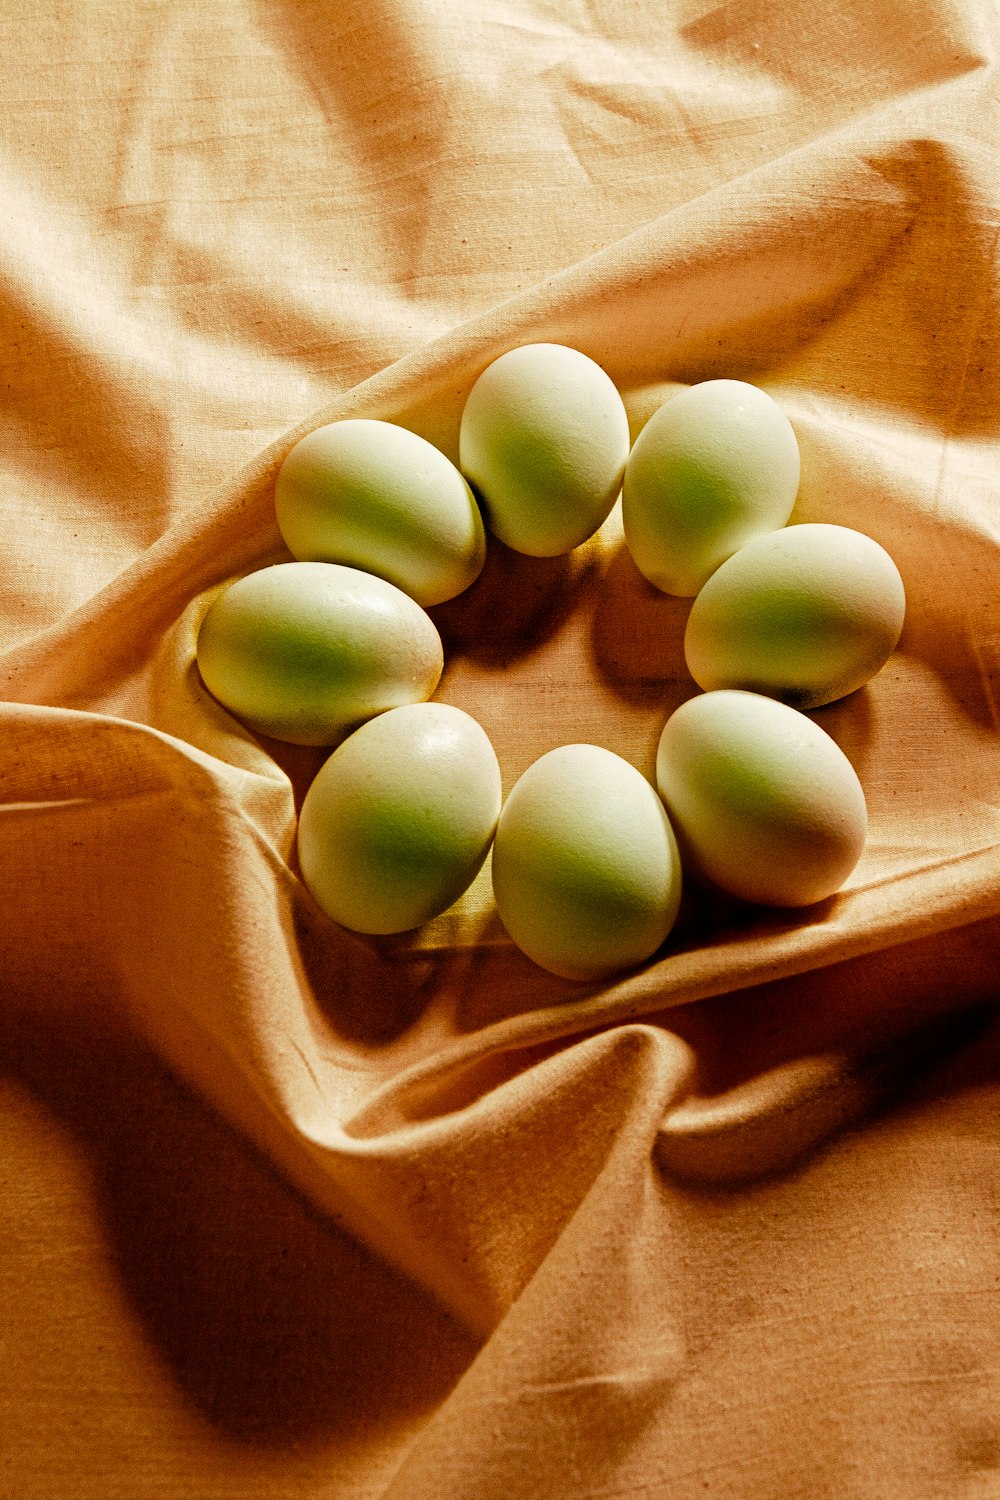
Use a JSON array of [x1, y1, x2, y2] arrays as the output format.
[[1, 3, 998, 1497]]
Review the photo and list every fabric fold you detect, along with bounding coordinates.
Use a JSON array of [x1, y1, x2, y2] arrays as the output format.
[[3, 2, 1000, 1494]]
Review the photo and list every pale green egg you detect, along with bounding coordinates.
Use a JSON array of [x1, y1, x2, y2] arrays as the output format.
[[297, 703, 502, 934], [491, 744, 682, 980], [656, 690, 867, 907], [622, 379, 800, 595], [195, 561, 442, 745], [684, 523, 906, 708], [275, 418, 486, 607], [459, 343, 630, 556]]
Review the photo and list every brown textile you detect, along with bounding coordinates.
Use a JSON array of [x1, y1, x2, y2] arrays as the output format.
[[2, 3, 998, 1496]]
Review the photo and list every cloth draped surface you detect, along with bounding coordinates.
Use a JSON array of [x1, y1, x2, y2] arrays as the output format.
[[2, 2, 999, 1496]]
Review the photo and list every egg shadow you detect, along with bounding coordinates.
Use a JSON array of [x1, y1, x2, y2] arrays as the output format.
[[451, 912, 601, 1035], [691, 883, 842, 951], [288, 883, 451, 1048], [430, 535, 597, 669], [662, 814, 845, 954], [808, 686, 876, 780], [889, 583, 999, 739], [256, 734, 330, 816], [178, 655, 330, 818], [590, 541, 698, 711]]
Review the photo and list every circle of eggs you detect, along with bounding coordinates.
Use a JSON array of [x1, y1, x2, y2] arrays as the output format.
[[459, 342, 631, 557], [622, 379, 800, 595], [684, 522, 907, 709], [275, 418, 486, 608], [298, 703, 502, 935], [656, 690, 868, 908], [491, 744, 683, 981], [195, 561, 442, 745], [192, 355, 902, 978]]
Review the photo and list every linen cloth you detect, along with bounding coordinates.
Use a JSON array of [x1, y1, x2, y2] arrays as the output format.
[[2, 2, 999, 1496]]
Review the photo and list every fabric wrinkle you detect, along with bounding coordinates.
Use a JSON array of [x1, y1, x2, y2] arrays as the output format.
[[2, 2, 1000, 1495]]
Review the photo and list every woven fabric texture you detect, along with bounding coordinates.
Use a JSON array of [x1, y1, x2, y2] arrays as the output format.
[[2, 4, 999, 1497]]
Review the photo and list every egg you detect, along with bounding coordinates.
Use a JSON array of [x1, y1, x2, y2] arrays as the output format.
[[684, 523, 906, 708], [656, 690, 867, 907], [297, 703, 502, 934], [491, 744, 682, 980], [196, 562, 442, 745], [458, 343, 630, 556], [621, 379, 800, 595], [274, 418, 486, 607]]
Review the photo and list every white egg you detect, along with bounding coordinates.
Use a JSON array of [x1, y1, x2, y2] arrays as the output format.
[[656, 690, 867, 907], [491, 744, 682, 980], [684, 523, 906, 708], [622, 379, 800, 595], [297, 703, 502, 934], [275, 418, 486, 607], [196, 562, 442, 745], [459, 343, 631, 556]]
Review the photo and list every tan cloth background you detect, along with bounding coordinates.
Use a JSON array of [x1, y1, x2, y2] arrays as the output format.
[[2, 2, 999, 1495]]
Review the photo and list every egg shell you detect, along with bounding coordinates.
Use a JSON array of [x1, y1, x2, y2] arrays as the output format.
[[491, 744, 682, 981], [684, 523, 906, 708], [656, 690, 867, 907], [297, 703, 502, 935], [275, 418, 487, 607], [459, 343, 631, 557], [621, 379, 800, 595], [196, 562, 443, 745]]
